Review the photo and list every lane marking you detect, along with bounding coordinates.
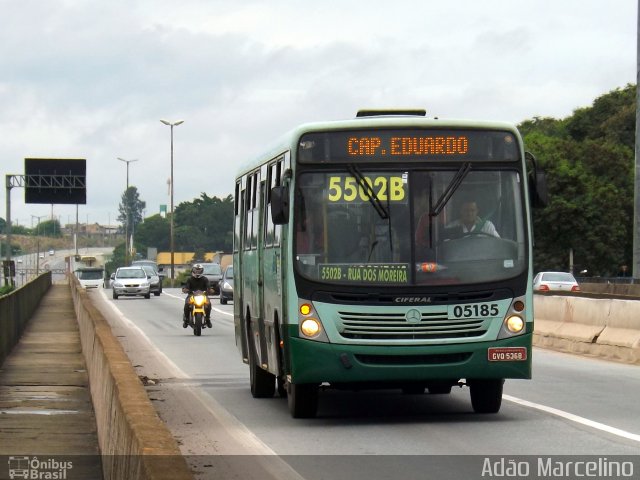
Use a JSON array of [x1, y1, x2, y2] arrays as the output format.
[[163, 290, 233, 316], [101, 291, 639, 452], [99, 289, 186, 378], [503, 394, 640, 443], [97, 289, 302, 472]]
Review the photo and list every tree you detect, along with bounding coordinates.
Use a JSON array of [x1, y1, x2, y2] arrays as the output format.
[[38, 219, 62, 237], [129, 194, 233, 259], [117, 186, 146, 241], [174, 193, 234, 252], [135, 214, 170, 251], [520, 84, 635, 277]]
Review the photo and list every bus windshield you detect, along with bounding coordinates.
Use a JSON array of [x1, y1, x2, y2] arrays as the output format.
[[294, 168, 525, 286], [78, 270, 103, 280]]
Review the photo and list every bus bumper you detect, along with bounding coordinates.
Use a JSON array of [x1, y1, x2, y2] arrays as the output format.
[[288, 333, 532, 385]]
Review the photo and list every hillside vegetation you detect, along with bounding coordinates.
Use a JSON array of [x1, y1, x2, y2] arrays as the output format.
[[520, 84, 635, 276]]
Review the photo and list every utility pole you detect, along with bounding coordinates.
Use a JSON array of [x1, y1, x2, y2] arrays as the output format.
[[635, 0, 640, 279], [117, 158, 138, 264]]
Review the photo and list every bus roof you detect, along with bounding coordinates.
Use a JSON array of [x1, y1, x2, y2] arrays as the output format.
[[236, 114, 520, 177]]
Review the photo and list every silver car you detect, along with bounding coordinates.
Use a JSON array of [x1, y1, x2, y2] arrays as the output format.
[[112, 266, 151, 299], [533, 272, 581, 292], [219, 265, 234, 304]]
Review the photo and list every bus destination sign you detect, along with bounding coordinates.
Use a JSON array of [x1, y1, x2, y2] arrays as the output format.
[[347, 135, 468, 157], [319, 263, 409, 284], [298, 129, 519, 163]]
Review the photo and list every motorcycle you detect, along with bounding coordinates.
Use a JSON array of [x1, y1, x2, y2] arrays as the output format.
[[184, 289, 212, 336]]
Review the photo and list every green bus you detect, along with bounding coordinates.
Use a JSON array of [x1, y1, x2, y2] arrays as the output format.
[[233, 110, 546, 418]]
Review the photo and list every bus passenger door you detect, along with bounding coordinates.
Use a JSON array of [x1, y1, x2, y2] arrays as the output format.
[[234, 178, 248, 362], [262, 155, 288, 378]]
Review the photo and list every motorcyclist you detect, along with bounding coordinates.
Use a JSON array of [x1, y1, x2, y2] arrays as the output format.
[[182, 264, 213, 329]]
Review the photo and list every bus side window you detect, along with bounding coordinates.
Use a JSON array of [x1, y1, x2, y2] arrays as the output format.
[[234, 181, 241, 252], [265, 164, 274, 246], [273, 160, 283, 244], [244, 175, 252, 250]]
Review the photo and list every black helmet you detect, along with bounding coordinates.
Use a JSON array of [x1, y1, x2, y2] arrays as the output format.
[[192, 264, 204, 278]]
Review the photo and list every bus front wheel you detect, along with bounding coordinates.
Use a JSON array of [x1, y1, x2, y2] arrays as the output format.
[[469, 379, 504, 414], [288, 383, 318, 418], [248, 322, 275, 398]]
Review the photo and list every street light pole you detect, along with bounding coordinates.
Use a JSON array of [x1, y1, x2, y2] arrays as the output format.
[[160, 119, 184, 286], [31, 215, 46, 277], [117, 157, 138, 264]]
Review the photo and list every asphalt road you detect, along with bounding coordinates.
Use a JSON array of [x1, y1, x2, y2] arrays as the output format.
[[13, 247, 112, 285], [91, 287, 640, 479]]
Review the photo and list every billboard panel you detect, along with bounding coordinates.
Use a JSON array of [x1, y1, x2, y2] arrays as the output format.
[[24, 158, 86, 204]]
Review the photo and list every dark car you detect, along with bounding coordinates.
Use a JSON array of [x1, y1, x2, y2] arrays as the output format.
[[200, 263, 222, 294], [131, 260, 165, 278], [141, 265, 162, 296], [219, 265, 234, 304], [131, 260, 164, 288]]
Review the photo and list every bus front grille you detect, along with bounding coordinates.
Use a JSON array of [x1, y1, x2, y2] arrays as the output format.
[[355, 352, 472, 365], [337, 311, 487, 340]]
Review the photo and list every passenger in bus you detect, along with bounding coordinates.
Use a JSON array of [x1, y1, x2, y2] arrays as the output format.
[[415, 211, 434, 248], [296, 210, 324, 254], [445, 200, 499, 239]]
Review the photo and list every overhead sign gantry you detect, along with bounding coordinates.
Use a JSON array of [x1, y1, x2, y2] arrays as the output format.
[[3, 158, 86, 286]]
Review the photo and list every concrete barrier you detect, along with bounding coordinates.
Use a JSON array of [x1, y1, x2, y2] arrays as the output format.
[[69, 276, 193, 480], [534, 294, 640, 364], [0, 272, 51, 365], [580, 281, 640, 297]]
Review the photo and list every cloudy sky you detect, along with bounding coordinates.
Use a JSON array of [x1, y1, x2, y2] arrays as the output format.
[[1, 0, 636, 229]]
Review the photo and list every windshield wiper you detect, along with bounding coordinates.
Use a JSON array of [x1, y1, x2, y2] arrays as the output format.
[[347, 164, 389, 219], [347, 164, 393, 259], [430, 162, 471, 216], [423, 163, 471, 249]]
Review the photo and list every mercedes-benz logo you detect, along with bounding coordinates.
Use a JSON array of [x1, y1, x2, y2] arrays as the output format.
[[405, 308, 421, 323]]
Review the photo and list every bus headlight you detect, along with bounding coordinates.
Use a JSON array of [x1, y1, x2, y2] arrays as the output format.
[[298, 299, 329, 342], [505, 315, 524, 333], [497, 296, 528, 339], [300, 318, 321, 337]]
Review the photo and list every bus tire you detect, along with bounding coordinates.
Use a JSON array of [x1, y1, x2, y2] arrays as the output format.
[[248, 321, 275, 398], [469, 379, 504, 413], [194, 313, 202, 336], [288, 383, 318, 418], [277, 376, 287, 398], [249, 357, 275, 398]]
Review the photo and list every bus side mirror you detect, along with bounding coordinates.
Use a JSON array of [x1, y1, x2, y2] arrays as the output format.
[[526, 151, 548, 208], [271, 185, 290, 224], [531, 171, 548, 208]]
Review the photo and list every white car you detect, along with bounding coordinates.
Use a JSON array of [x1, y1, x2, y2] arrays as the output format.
[[533, 272, 581, 292], [111, 267, 151, 300]]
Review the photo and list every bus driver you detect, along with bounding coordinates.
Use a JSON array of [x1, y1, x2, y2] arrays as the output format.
[[446, 200, 499, 238]]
